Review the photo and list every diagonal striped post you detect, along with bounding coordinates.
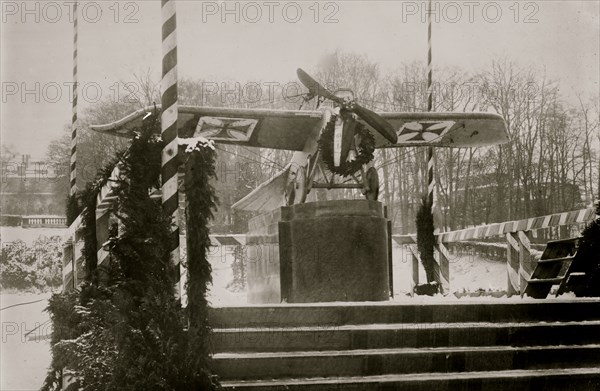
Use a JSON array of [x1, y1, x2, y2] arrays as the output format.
[[506, 232, 520, 296], [161, 0, 181, 299], [70, 2, 78, 195], [426, 0, 435, 207], [517, 230, 533, 295]]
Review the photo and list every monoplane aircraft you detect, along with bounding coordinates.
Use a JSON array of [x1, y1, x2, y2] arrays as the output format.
[[91, 69, 509, 212]]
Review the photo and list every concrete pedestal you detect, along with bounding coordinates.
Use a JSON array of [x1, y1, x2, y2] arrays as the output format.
[[246, 200, 391, 303]]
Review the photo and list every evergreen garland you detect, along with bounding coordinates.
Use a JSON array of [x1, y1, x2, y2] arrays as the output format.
[[105, 114, 185, 389], [44, 110, 221, 390], [416, 195, 437, 285], [183, 137, 220, 387], [44, 166, 120, 390], [82, 159, 121, 283]]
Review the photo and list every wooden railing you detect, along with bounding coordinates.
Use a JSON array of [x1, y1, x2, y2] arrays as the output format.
[[63, 170, 595, 300], [392, 208, 596, 296], [62, 213, 84, 291], [62, 196, 247, 295]]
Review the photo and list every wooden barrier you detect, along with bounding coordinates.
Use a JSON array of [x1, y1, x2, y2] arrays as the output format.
[[62, 214, 83, 291], [393, 208, 596, 295], [65, 184, 595, 298], [63, 193, 247, 294]]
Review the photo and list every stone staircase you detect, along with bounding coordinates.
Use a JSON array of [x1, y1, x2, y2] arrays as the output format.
[[209, 300, 600, 390]]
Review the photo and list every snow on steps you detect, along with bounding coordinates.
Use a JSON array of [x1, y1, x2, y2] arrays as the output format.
[[213, 345, 600, 380], [209, 299, 600, 328], [211, 320, 600, 352], [219, 368, 600, 390], [210, 300, 600, 390]]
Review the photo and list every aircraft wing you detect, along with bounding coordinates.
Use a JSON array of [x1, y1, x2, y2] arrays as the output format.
[[367, 112, 509, 148], [90, 105, 325, 152], [92, 106, 508, 150]]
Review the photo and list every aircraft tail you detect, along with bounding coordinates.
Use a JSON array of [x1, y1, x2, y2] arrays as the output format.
[[231, 164, 290, 212]]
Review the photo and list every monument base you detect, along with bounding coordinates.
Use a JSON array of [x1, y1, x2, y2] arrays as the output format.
[[246, 200, 391, 303]]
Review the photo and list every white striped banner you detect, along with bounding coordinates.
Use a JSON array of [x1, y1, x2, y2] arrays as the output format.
[[436, 208, 595, 243], [70, 2, 78, 195], [161, 0, 181, 299]]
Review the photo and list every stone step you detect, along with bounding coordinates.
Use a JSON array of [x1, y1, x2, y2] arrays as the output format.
[[219, 367, 600, 390], [212, 345, 600, 380], [211, 320, 600, 353], [209, 299, 600, 328]]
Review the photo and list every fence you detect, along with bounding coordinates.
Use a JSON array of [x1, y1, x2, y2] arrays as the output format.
[[62, 187, 246, 295], [0, 215, 67, 227], [22, 215, 67, 227], [392, 208, 597, 296], [63, 167, 596, 299]]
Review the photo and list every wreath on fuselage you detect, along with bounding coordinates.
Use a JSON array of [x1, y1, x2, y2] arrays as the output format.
[[318, 114, 375, 177]]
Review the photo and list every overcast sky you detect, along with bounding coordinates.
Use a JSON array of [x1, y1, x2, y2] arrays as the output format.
[[2, 0, 599, 158]]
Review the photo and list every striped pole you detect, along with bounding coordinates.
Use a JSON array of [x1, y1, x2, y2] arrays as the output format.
[[70, 2, 78, 195], [434, 241, 450, 293], [426, 0, 435, 207], [161, 0, 181, 299]]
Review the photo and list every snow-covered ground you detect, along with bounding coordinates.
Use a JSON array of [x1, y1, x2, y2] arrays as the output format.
[[206, 243, 510, 306], [1, 292, 55, 391], [0, 242, 547, 389], [205, 246, 248, 307], [1, 226, 66, 244], [0, 226, 514, 306], [1, 228, 65, 389]]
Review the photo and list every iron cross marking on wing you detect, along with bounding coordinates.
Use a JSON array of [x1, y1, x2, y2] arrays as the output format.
[[195, 117, 258, 142], [397, 121, 456, 143]]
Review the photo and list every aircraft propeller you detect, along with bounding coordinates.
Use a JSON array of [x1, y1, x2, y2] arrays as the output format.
[[297, 68, 398, 144]]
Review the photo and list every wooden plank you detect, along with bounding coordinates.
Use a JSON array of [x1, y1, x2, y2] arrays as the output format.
[[524, 239, 577, 299], [408, 245, 420, 296], [537, 256, 574, 264], [506, 232, 520, 297], [392, 235, 416, 245], [435, 242, 451, 294], [518, 231, 534, 296], [529, 277, 564, 284]]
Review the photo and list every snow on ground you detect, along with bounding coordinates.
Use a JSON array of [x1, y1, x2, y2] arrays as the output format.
[[448, 253, 507, 292], [206, 242, 511, 306], [206, 246, 247, 307], [391, 244, 508, 297], [1, 227, 66, 244], [0, 247, 244, 390], [1, 227, 64, 390], [0, 242, 583, 388], [1, 292, 54, 391]]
